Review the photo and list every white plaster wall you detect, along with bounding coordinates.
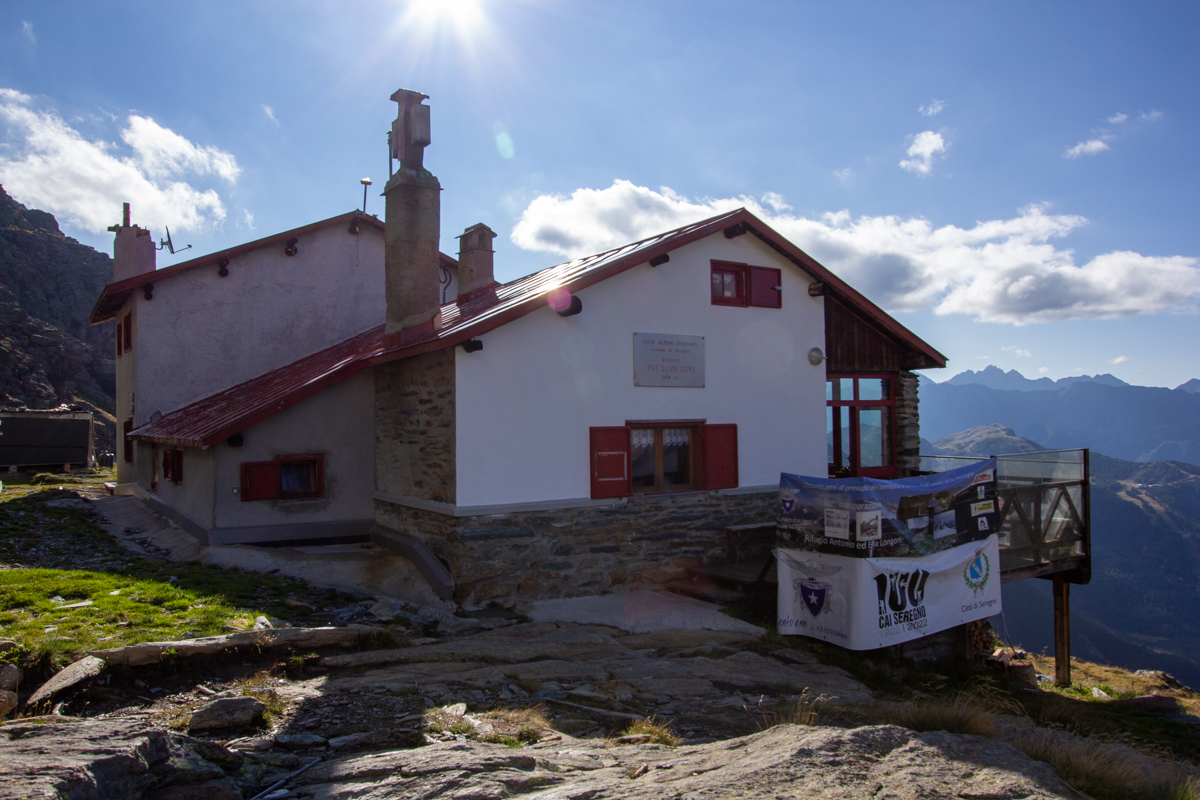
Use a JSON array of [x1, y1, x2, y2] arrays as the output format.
[[211, 370, 376, 528], [136, 225, 387, 418], [454, 233, 827, 507], [151, 446, 216, 528]]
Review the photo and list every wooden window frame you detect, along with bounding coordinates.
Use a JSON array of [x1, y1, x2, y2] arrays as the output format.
[[122, 313, 132, 353], [826, 373, 897, 479], [162, 449, 183, 485], [627, 420, 702, 494], [710, 260, 749, 307], [277, 454, 325, 499]]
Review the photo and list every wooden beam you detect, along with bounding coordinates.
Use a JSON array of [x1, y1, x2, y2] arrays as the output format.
[[1053, 575, 1071, 687]]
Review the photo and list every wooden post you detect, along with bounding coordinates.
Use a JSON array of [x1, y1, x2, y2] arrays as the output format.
[[1053, 575, 1071, 687]]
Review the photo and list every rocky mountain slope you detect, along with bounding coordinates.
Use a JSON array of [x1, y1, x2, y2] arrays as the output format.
[[944, 365, 1131, 392], [922, 424, 1200, 687], [0, 185, 115, 454]]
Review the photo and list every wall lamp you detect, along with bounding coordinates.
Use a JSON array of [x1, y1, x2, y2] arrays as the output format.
[[461, 339, 483, 353], [649, 253, 670, 267], [285, 237, 299, 256], [217, 258, 230, 277], [548, 287, 583, 317], [142, 283, 154, 301]]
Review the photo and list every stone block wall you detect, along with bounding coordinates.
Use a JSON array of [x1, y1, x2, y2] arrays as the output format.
[[895, 370, 921, 477], [374, 351, 456, 504], [375, 489, 777, 607]]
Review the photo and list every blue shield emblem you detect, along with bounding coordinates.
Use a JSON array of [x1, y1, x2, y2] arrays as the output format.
[[967, 555, 986, 582], [799, 579, 829, 617], [780, 497, 796, 514]]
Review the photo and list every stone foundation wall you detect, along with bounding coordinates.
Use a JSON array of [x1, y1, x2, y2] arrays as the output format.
[[374, 351, 455, 504], [895, 370, 921, 477], [376, 489, 777, 606]]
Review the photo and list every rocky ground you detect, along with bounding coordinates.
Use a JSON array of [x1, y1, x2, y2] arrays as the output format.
[[3, 485, 1200, 799]]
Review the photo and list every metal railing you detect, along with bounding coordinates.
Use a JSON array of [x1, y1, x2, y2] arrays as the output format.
[[919, 450, 1090, 584]]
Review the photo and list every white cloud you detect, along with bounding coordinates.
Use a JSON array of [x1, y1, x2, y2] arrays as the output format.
[[1039, 367, 1050, 374], [834, 167, 854, 184], [0, 89, 238, 234], [1065, 138, 1111, 158], [919, 100, 945, 117], [899, 131, 946, 175], [1111, 355, 1129, 364], [20, 21, 34, 45], [241, 209, 255, 230], [761, 192, 791, 213], [510, 179, 1200, 325], [262, 104, 278, 124], [1002, 347, 1032, 357], [1140, 110, 1163, 123], [1108, 112, 1128, 124]]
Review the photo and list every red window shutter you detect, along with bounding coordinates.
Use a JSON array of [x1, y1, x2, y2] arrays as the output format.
[[122, 314, 132, 352], [162, 449, 171, 481], [704, 424, 739, 490], [590, 427, 631, 499], [241, 461, 281, 501], [123, 418, 133, 463], [749, 266, 782, 308], [173, 450, 183, 485]]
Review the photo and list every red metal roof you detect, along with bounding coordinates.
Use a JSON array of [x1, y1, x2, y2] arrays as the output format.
[[130, 326, 385, 447], [131, 208, 945, 447]]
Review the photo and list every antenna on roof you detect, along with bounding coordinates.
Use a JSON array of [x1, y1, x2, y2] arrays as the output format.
[[157, 227, 192, 255], [361, 177, 373, 214]]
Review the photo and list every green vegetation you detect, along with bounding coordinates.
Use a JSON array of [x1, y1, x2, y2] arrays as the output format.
[[0, 479, 360, 673]]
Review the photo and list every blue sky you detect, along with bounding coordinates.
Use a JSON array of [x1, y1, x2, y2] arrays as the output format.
[[2, 1, 1198, 387]]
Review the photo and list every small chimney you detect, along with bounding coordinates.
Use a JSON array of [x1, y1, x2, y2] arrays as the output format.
[[383, 89, 441, 343], [108, 202, 156, 282], [457, 223, 497, 304]]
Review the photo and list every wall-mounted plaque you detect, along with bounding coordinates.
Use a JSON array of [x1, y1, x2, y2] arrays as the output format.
[[633, 332, 705, 387]]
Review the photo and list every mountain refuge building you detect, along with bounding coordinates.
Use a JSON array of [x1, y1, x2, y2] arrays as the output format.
[[89, 89, 946, 608]]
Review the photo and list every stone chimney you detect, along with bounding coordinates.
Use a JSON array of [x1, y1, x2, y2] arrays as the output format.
[[383, 89, 441, 344], [109, 202, 156, 282], [456, 223, 497, 304]]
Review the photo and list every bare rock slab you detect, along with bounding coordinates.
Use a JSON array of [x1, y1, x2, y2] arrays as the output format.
[[294, 724, 1078, 799], [0, 718, 170, 799], [91, 626, 371, 667], [26, 655, 104, 707], [188, 696, 266, 731]]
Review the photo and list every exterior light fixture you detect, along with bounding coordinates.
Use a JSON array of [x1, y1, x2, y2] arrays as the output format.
[[807, 347, 825, 366], [649, 253, 670, 267], [547, 287, 582, 317], [461, 339, 483, 353], [217, 258, 230, 277], [285, 237, 299, 256]]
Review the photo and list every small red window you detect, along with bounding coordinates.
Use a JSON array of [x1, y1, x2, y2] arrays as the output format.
[[162, 449, 183, 484], [240, 455, 325, 501], [711, 261, 748, 307], [123, 418, 134, 463], [122, 313, 132, 352]]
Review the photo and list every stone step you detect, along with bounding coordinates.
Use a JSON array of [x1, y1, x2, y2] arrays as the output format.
[[687, 559, 777, 589], [666, 577, 745, 605]]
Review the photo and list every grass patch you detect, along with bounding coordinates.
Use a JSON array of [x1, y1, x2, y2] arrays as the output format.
[[236, 669, 288, 727], [745, 690, 823, 730], [478, 705, 551, 745], [1017, 731, 1198, 800], [619, 717, 680, 746], [0, 488, 362, 674]]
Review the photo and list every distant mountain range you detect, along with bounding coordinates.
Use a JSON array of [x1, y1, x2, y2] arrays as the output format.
[[922, 424, 1200, 688], [919, 371, 1200, 464], [943, 365, 1134, 392]]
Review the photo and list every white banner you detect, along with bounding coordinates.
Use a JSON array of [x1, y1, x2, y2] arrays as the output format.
[[777, 535, 1001, 650]]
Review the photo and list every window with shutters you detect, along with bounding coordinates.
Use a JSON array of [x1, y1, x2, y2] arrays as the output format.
[[122, 313, 132, 352], [162, 449, 183, 484], [710, 261, 782, 308], [240, 454, 325, 501], [590, 422, 737, 499]]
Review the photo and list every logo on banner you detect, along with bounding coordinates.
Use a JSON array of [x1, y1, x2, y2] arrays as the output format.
[[779, 553, 843, 617], [963, 547, 991, 594], [874, 568, 931, 634]]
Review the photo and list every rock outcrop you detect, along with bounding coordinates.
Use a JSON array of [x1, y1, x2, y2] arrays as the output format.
[[0, 184, 116, 452]]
